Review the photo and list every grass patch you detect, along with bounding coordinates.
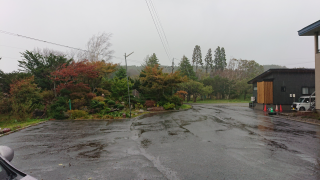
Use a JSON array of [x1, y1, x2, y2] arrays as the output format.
[[0, 114, 47, 131], [181, 104, 192, 109], [185, 99, 250, 104]]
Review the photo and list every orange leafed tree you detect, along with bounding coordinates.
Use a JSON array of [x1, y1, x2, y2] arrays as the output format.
[[175, 90, 188, 101], [50, 60, 99, 99]]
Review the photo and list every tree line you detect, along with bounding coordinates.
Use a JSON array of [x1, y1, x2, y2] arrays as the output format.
[[0, 38, 264, 121]]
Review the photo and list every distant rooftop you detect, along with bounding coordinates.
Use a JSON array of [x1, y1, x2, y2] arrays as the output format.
[[298, 20, 320, 36], [247, 68, 315, 84]]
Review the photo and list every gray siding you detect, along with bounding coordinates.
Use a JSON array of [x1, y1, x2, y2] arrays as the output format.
[[272, 72, 315, 105]]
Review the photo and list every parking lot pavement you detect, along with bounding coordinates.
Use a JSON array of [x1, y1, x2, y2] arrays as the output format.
[[1, 103, 320, 179]]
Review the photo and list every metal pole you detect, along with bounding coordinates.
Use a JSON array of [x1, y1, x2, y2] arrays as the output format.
[[125, 52, 134, 118], [172, 58, 174, 74]]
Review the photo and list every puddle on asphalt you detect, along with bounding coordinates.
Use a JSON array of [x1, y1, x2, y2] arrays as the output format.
[[141, 138, 152, 148], [66, 142, 106, 159], [168, 131, 177, 136]]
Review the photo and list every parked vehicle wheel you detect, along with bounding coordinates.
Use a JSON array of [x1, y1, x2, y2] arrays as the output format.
[[299, 107, 305, 111]]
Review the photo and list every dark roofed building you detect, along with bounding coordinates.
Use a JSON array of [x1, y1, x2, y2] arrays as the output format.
[[248, 69, 315, 110]]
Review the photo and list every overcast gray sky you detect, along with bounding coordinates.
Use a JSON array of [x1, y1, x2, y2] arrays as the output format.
[[0, 0, 319, 73]]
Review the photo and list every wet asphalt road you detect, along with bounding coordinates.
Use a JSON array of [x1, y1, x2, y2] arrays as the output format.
[[1, 103, 320, 180]]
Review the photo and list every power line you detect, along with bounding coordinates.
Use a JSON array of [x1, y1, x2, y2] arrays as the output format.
[[149, 0, 172, 58], [145, 0, 171, 61], [0, 30, 89, 53]]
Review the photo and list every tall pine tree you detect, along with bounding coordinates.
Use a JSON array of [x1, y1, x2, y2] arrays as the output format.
[[178, 55, 197, 80], [204, 48, 213, 74], [214, 46, 227, 71], [213, 46, 221, 71], [191, 45, 202, 72], [219, 47, 227, 70], [148, 53, 160, 67]]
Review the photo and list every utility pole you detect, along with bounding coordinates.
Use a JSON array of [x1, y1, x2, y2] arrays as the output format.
[[125, 52, 134, 118], [171, 58, 174, 74]]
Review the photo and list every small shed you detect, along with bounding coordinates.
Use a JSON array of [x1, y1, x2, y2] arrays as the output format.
[[247, 69, 315, 110]]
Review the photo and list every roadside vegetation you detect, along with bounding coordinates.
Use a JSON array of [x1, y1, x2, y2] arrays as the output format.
[[0, 114, 47, 132], [0, 35, 264, 132]]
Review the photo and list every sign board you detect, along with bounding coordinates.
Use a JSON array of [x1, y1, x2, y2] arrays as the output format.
[[290, 94, 292, 97], [293, 94, 295, 97], [251, 97, 255, 101]]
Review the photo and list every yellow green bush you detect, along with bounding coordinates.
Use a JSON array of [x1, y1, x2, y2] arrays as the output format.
[[67, 110, 88, 119], [93, 96, 106, 102]]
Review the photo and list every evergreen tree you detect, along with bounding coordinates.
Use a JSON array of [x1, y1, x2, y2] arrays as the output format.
[[178, 55, 197, 80], [213, 46, 221, 71], [204, 48, 213, 74], [115, 66, 127, 79], [142, 53, 160, 69], [214, 46, 227, 71], [148, 53, 160, 67], [18, 50, 72, 90], [219, 47, 227, 70], [191, 45, 202, 72]]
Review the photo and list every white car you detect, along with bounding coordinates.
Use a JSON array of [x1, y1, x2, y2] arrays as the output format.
[[291, 96, 315, 111]]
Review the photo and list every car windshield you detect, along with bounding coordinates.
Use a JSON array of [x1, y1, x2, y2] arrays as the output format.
[[298, 98, 305, 103]]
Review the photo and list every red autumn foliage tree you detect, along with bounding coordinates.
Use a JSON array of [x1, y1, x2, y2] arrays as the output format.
[[50, 60, 99, 99]]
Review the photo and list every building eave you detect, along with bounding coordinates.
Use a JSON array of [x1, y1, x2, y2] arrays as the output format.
[[298, 20, 320, 36], [247, 68, 315, 84]]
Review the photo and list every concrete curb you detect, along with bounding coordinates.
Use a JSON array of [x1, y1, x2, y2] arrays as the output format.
[[0, 120, 48, 138]]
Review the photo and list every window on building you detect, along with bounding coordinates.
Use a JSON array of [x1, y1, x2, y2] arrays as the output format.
[[254, 87, 257, 91], [302, 87, 309, 95], [281, 86, 286, 92]]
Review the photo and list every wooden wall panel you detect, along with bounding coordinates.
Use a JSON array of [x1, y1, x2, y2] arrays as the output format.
[[264, 82, 273, 104], [257, 81, 273, 104], [257, 82, 263, 103]]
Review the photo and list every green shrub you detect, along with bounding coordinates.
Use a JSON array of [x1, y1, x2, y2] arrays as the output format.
[[93, 96, 105, 102], [118, 105, 125, 110], [50, 97, 67, 119], [107, 100, 115, 106], [167, 95, 182, 106], [157, 100, 168, 106], [163, 103, 175, 110], [68, 110, 88, 119], [90, 100, 105, 109], [113, 104, 119, 109], [108, 111, 123, 117], [100, 108, 111, 115], [52, 106, 66, 119]]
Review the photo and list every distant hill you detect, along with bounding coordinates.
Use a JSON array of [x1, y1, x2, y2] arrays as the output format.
[[118, 65, 178, 78], [263, 64, 287, 71], [116, 64, 287, 78]]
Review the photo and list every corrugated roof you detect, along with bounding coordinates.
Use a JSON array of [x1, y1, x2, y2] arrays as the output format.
[[298, 20, 320, 36], [247, 68, 315, 84]]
